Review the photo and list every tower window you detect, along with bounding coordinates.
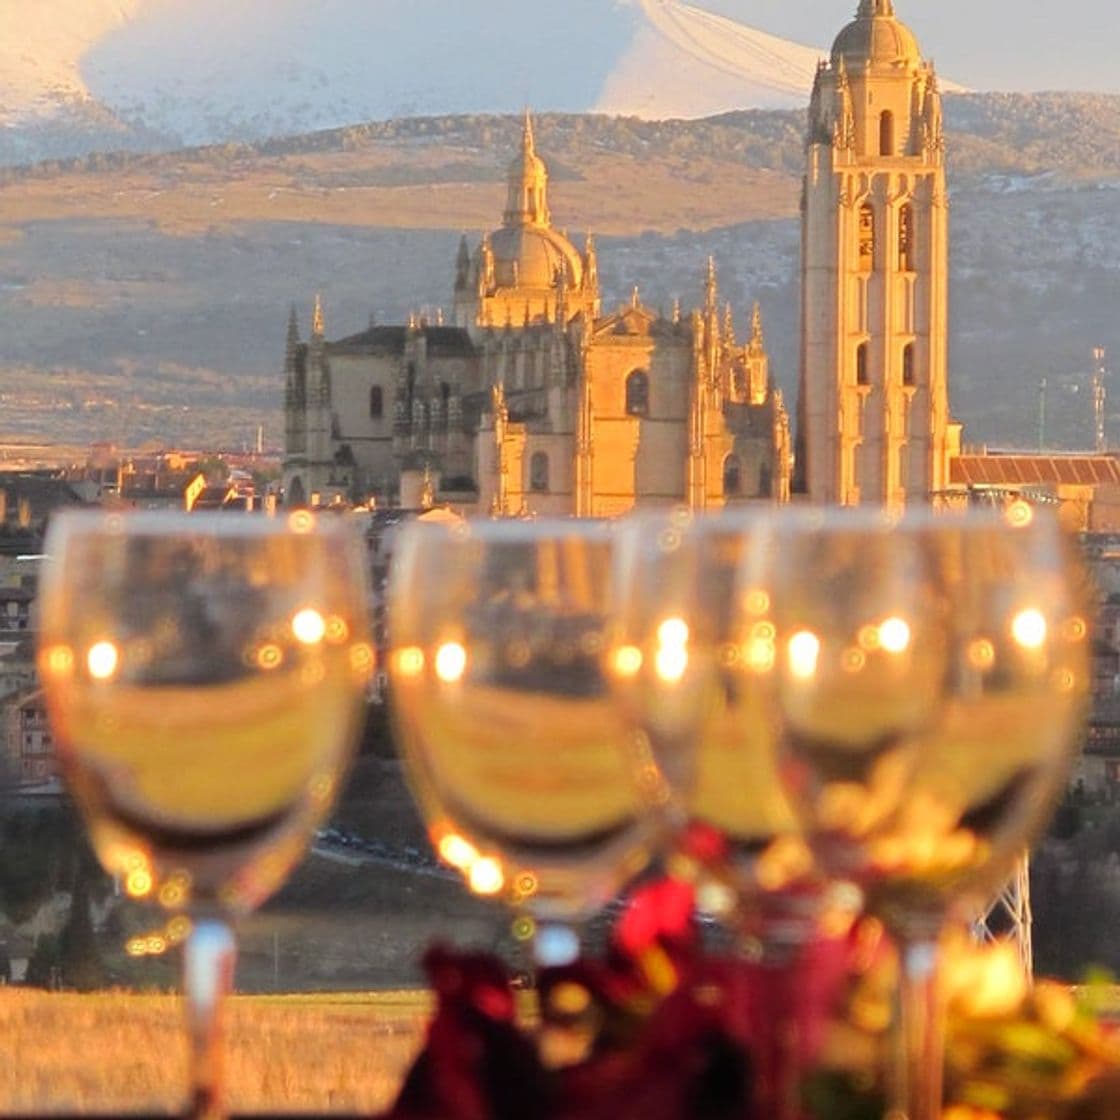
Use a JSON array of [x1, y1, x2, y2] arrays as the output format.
[[898, 204, 914, 271], [858, 204, 875, 273], [879, 111, 895, 157], [856, 342, 870, 386], [529, 451, 550, 492], [369, 385, 384, 419], [723, 454, 743, 497], [625, 370, 650, 417], [902, 343, 916, 386]]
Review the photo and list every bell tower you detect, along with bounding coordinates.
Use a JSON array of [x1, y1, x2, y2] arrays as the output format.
[[797, 0, 951, 507]]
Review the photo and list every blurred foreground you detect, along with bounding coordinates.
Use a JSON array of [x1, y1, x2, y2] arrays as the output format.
[[0, 989, 429, 1114]]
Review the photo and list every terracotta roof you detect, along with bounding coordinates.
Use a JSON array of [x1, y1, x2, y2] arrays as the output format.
[[950, 455, 1120, 488]]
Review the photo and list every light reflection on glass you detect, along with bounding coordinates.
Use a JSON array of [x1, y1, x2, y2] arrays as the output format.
[[468, 856, 505, 896], [878, 616, 912, 654], [87, 640, 120, 681], [1011, 607, 1047, 650], [787, 630, 821, 680], [291, 607, 327, 645], [611, 645, 643, 677], [434, 641, 468, 683], [437, 832, 479, 870]]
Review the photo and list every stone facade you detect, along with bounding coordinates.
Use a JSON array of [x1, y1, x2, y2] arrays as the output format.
[[283, 116, 792, 516], [796, 0, 956, 508]]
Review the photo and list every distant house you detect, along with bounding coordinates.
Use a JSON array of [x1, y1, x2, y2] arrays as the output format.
[[3, 688, 55, 785]]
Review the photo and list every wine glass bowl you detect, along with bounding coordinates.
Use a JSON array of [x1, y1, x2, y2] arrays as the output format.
[[753, 504, 1092, 1120], [387, 519, 659, 945], [37, 508, 373, 1117], [862, 506, 1093, 930], [752, 509, 950, 890]]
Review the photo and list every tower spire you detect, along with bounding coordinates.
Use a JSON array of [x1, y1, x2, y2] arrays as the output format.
[[504, 109, 550, 228], [522, 107, 535, 158], [749, 302, 764, 350], [704, 256, 718, 317], [857, 0, 895, 15], [312, 293, 325, 340], [285, 304, 300, 369]]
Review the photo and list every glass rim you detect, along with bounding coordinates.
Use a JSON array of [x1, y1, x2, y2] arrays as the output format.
[[42, 507, 362, 542], [399, 515, 613, 545]]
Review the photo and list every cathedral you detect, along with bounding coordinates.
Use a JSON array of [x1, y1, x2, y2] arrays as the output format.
[[282, 114, 792, 516], [283, 0, 955, 514]]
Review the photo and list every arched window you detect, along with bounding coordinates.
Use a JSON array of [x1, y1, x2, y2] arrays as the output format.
[[529, 451, 550, 492], [898, 203, 914, 271], [879, 110, 895, 157], [625, 370, 650, 417], [369, 385, 384, 419], [722, 454, 743, 497], [902, 343, 915, 386], [858, 204, 875, 273], [856, 342, 870, 386]]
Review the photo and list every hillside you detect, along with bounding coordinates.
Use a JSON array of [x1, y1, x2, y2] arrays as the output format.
[[0, 95, 1118, 450]]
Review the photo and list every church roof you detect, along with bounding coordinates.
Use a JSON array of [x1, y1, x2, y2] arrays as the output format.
[[831, 0, 922, 70], [330, 325, 476, 358]]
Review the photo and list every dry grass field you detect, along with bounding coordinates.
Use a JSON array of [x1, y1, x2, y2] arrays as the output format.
[[1, 988, 432, 1115]]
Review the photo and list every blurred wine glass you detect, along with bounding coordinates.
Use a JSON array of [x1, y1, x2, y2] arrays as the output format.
[[757, 505, 1091, 1120], [387, 518, 659, 973], [38, 509, 373, 1119], [609, 509, 846, 1120]]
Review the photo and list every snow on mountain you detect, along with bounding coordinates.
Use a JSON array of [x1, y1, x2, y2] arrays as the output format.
[[0, 0, 959, 161], [0, 0, 143, 119], [595, 0, 825, 117]]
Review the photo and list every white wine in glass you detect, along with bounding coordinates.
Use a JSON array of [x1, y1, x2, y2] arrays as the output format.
[[758, 506, 1091, 1120], [388, 518, 660, 967], [38, 509, 373, 1119]]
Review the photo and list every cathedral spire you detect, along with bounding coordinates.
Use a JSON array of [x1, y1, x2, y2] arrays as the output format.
[[704, 256, 718, 317], [503, 110, 550, 228], [285, 304, 300, 370], [749, 302, 764, 350], [522, 107, 535, 159], [312, 293, 325, 340], [857, 0, 894, 16], [455, 234, 471, 290], [584, 233, 598, 290]]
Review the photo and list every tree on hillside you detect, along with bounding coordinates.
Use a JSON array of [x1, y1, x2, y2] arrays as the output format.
[[58, 865, 104, 992]]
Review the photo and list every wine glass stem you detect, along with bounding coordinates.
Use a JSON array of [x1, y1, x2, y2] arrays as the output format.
[[183, 917, 237, 1120], [888, 932, 945, 1120]]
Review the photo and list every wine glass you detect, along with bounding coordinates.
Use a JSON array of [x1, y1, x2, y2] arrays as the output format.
[[37, 509, 373, 1119], [754, 506, 1091, 1120], [387, 518, 660, 972], [609, 509, 845, 1120]]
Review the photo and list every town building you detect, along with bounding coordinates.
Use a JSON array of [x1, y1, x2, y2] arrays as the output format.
[[282, 116, 793, 516]]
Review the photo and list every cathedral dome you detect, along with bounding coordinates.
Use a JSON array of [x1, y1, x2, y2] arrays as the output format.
[[490, 224, 583, 290], [831, 0, 921, 69], [486, 113, 584, 292]]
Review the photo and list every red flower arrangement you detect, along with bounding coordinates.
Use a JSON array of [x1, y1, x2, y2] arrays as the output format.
[[383, 876, 855, 1120], [380, 871, 1120, 1119]]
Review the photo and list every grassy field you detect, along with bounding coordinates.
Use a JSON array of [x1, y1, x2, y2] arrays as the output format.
[[1, 989, 431, 1115]]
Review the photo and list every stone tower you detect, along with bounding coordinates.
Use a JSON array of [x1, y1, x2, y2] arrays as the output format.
[[797, 0, 951, 507]]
